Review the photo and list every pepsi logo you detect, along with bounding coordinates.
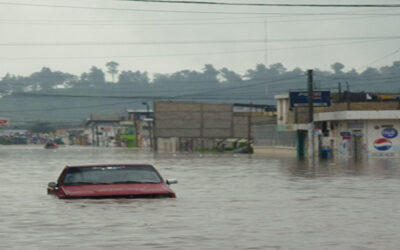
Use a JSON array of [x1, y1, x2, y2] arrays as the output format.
[[373, 138, 392, 151], [381, 128, 398, 139]]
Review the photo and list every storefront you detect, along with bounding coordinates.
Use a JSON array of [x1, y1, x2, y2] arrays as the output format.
[[315, 111, 400, 159]]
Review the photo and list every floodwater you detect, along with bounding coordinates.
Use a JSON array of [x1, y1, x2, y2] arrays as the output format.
[[1, 146, 400, 250]]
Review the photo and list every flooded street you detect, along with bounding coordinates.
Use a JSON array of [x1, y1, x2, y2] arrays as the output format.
[[1, 146, 400, 249]]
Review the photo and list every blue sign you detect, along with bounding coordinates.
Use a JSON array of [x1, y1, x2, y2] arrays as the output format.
[[381, 128, 398, 139], [289, 91, 331, 108], [374, 138, 392, 151], [340, 131, 351, 137]]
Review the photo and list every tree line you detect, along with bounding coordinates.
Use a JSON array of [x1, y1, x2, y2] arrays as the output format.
[[1, 60, 400, 129], [1, 61, 400, 96]]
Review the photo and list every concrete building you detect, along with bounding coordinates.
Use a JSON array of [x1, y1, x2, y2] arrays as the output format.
[[84, 114, 126, 147], [153, 101, 274, 152], [276, 92, 400, 159], [126, 109, 154, 148]]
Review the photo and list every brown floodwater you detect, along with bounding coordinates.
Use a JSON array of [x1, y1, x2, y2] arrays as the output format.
[[0, 145, 399, 249]]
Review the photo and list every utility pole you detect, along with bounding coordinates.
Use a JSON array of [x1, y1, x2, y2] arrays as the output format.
[[338, 82, 342, 101], [308, 70, 314, 124], [95, 126, 99, 147], [142, 102, 151, 149], [247, 102, 253, 154], [346, 82, 350, 110], [134, 115, 138, 147], [264, 18, 268, 67], [307, 70, 315, 160]]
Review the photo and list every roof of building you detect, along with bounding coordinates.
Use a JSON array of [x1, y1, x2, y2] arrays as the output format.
[[314, 110, 400, 121], [85, 114, 126, 126]]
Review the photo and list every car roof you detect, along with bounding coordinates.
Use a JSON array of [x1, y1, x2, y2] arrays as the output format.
[[65, 163, 155, 168]]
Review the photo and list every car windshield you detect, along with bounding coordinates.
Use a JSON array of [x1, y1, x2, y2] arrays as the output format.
[[63, 165, 162, 185]]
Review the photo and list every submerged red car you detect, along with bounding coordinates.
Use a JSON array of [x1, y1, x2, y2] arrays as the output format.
[[47, 164, 177, 199]]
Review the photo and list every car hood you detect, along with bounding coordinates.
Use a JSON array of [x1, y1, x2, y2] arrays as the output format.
[[60, 183, 175, 198]]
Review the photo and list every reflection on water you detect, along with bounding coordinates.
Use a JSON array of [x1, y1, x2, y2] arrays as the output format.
[[282, 155, 400, 179], [1, 145, 400, 249]]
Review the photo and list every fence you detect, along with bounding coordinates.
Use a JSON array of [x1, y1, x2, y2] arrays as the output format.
[[253, 124, 296, 148]]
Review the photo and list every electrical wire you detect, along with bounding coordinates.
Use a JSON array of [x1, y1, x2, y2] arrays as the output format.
[[123, 0, 400, 8], [1, 36, 400, 47], [357, 48, 400, 71], [1, 2, 400, 16], [0, 100, 141, 113], [0, 13, 398, 26], [8, 74, 304, 100], [0, 39, 391, 61]]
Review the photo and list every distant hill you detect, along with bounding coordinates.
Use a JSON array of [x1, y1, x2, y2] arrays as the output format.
[[1, 61, 400, 128]]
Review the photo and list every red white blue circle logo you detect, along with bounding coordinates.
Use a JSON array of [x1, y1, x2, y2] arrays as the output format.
[[373, 138, 392, 151], [381, 128, 398, 139]]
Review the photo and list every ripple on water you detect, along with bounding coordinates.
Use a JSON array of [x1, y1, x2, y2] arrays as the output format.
[[0, 145, 400, 249]]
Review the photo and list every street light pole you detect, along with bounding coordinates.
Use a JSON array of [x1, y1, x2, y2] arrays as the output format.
[[307, 69, 315, 161], [142, 102, 151, 149]]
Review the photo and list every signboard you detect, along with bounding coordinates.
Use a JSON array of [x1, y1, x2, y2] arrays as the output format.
[[289, 91, 331, 108], [314, 128, 322, 135], [0, 118, 9, 126], [373, 138, 392, 151], [381, 127, 398, 139], [340, 131, 352, 140], [340, 131, 351, 137]]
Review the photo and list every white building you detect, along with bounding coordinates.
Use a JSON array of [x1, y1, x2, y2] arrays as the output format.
[[276, 93, 400, 159], [84, 114, 126, 147]]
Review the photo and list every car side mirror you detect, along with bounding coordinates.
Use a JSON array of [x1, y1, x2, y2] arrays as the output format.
[[48, 182, 57, 189], [166, 179, 178, 185]]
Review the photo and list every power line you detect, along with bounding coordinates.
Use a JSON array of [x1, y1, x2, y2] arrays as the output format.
[[9, 120, 82, 123], [322, 79, 400, 89], [357, 48, 400, 71], [0, 13, 398, 26], [2, 35, 400, 47], [13, 92, 165, 100], [124, 0, 400, 8], [1, 2, 400, 16], [175, 74, 304, 95], [0, 100, 141, 113], [314, 73, 400, 81], [0, 39, 391, 61], [5, 74, 304, 102]]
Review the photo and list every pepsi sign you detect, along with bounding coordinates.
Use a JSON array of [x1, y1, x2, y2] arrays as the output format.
[[381, 128, 398, 139], [373, 138, 392, 151]]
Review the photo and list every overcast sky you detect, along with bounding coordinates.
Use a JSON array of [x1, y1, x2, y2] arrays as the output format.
[[1, 0, 400, 79]]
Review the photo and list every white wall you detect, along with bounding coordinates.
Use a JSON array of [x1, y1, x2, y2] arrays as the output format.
[[330, 120, 400, 158], [157, 137, 178, 152], [275, 95, 289, 126], [365, 120, 400, 158]]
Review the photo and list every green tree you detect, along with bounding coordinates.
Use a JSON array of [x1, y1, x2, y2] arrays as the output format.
[[219, 67, 242, 83], [118, 70, 149, 86], [331, 62, 345, 74], [106, 61, 119, 82], [4, 67, 76, 91], [80, 66, 106, 87]]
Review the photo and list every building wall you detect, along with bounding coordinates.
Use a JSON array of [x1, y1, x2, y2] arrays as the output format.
[[253, 146, 296, 157], [316, 101, 399, 112], [365, 120, 400, 158], [276, 94, 400, 159], [324, 120, 400, 159], [154, 101, 274, 139], [154, 101, 277, 151], [277, 98, 400, 128], [86, 123, 120, 147], [154, 101, 233, 138]]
